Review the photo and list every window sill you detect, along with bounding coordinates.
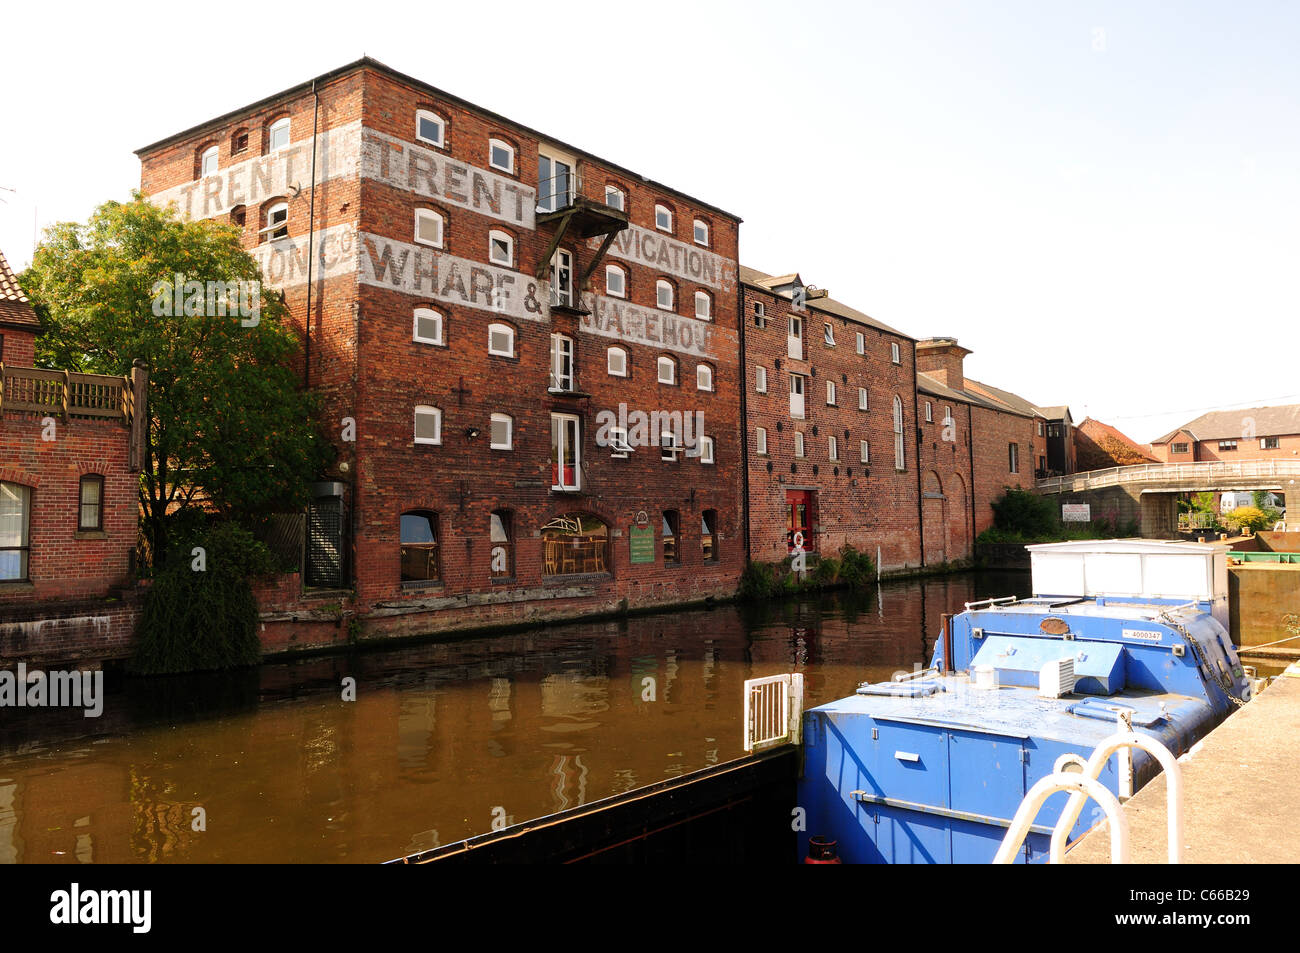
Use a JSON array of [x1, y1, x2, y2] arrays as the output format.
[[75, 530, 109, 541], [401, 580, 445, 593], [0, 580, 34, 591], [489, 576, 517, 586], [543, 572, 610, 584]]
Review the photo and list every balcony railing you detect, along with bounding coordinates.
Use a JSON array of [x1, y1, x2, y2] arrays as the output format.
[[1037, 460, 1300, 494], [0, 363, 135, 425]]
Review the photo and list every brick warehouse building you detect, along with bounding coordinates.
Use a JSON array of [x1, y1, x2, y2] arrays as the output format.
[[137, 58, 744, 642], [0, 248, 148, 663], [740, 268, 923, 571]]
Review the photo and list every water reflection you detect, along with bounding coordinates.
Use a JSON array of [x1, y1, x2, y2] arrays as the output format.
[[0, 571, 1032, 863]]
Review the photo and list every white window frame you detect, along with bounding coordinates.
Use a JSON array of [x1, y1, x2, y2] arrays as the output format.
[[787, 314, 803, 360], [488, 323, 515, 358], [829, 435, 839, 461], [537, 150, 574, 212], [891, 341, 901, 364], [826, 380, 836, 405], [268, 118, 290, 152], [656, 279, 674, 311], [794, 432, 805, 458], [607, 346, 628, 377], [756, 427, 768, 455], [609, 426, 632, 459], [1009, 442, 1020, 474], [657, 356, 677, 385], [699, 435, 715, 464], [655, 204, 673, 232], [415, 209, 444, 248], [606, 264, 627, 298], [824, 323, 835, 346], [550, 247, 574, 307], [697, 364, 714, 392], [551, 413, 582, 490], [925, 401, 933, 423], [661, 430, 680, 461], [549, 333, 574, 392], [488, 230, 514, 267], [860, 440, 870, 464], [416, 110, 446, 148], [200, 146, 218, 177], [755, 366, 767, 393], [856, 332, 865, 355], [858, 387, 868, 411], [604, 185, 625, 210], [790, 373, 805, 419], [694, 290, 711, 320], [893, 396, 905, 470], [414, 405, 442, 445], [693, 219, 709, 246], [413, 307, 444, 346], [753, 301, 767, 327], [489, 138, 515, 173], [264, 201, 289, 240], [490, 413, 513, 450]]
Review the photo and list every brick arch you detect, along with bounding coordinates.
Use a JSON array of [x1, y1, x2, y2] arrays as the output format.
[[947, 471, 971, 562], [0, 468, 39, 487]]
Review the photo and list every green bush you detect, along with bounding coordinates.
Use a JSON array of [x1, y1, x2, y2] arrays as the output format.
[[738, 561, 777, 601], [991, 488, 1058, 537], [1227, 506, 1273, 533], [837, 544, 876, 589], [811, 555, 840, 588], [131, 522, 276, 675]]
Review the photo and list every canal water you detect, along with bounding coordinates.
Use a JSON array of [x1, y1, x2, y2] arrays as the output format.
[[0, 571, 1030, 863]]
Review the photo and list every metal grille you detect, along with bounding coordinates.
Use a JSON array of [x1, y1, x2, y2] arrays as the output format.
[[743, 674, 804, 752], [306, 497, 345, 588]]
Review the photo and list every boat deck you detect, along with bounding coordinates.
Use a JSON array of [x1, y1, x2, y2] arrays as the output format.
[[1066, 667, 1300, 863]]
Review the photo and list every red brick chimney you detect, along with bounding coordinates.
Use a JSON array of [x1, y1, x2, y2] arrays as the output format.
[[915, 337, 972, 389]]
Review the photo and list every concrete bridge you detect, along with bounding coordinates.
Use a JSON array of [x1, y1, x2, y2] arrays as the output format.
[[1034, 460, 1300, 537]]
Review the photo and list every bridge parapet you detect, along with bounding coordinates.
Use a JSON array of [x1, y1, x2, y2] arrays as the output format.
[[1037, 460, 1300, 495]]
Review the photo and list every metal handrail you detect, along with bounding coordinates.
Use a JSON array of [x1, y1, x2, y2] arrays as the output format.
[[994, 772, 1129, 864], [1037, 459, 1300, 494]]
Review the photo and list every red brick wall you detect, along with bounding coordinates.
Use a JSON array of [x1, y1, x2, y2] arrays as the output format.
[[1, 328, 36, 367], [970, 405, 1038, 536], [0, 414, 137, 604], [916, 393, 974, 563], [743, 284, 921, 572]]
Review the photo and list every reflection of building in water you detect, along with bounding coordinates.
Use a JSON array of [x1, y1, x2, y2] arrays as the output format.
[[397, 694, 437, 772], [488, 677, 512, 724]]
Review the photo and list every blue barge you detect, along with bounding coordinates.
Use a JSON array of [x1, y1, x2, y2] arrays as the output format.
[[797, 540, 1255, 863]]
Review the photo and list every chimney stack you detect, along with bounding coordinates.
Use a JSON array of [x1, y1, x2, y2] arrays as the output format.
[[915, 337, 972, 389]]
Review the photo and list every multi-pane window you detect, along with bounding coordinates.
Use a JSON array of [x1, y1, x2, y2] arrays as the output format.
[[694, 219, 709, 246], [416, 110, 446, 147], [662, 510, 680, 563], [860, 440, 870, 463], [609, 427, 632, 458], [1171, 442, 1190, 454], [787, 314, 803, 359], [824, 323, 835, 345], [490, 413, 513, 450], [607, 346, 628, 377], [697, 364, 714, 391], [701, 510, 718, 562], [890, 342, 901, 364], [1218, 440, 1238, 452], [756, 427, 768, 454], [606, 264, 626, 298], [549, 334, 574, 391], [755, 366, 767, 393], [413, 307, 444, 345], [655, 204, 673, 232], [538, 153, 573, 211], [826, 380, 836, 405], [488, 323, 515, 357], [268, 117, 290, 151], [893, 396, 905, 470], [415, 209, 443, 247], [790, 374, 805, 419], [656, 279, 674, 311], [550, 248, 574, 307], [265, 202, 288, 240], [858, 387, 868, 410], [0, 482, 31, 581], [694, 291, 711, 320], [542, 514, 607, 575], [828, 436, 839, 461], [550, 414, 581, 490], [1262, 437, 1280, 449], [489, 138, 514, 173], [414, 405, 442, 445], [604, 185, 625, 210], [490, 510, 512, 579], [661, 430, 680, 461], [489, 230, 513, 266], [400, 511, 440, 582], [78, 475, 104, 531], [658, 356, 677, 385]]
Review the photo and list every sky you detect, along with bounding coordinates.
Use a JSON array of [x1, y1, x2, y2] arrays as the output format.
[[2, 1, 1297, 443]]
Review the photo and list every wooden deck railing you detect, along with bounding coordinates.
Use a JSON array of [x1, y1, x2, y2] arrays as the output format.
[[0, 363, 134, 425]]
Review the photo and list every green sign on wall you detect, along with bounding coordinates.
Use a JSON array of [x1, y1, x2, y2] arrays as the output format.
[[629, 525, 655, 564]]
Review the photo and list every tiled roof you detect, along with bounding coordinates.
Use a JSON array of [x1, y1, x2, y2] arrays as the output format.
[[740, 264, 912, 339], [0, 248, 40, 330], [1076, 417, 1158, 467], [1153, 404, 1300, 444], [916, 372, 1010, 412], [962, 378, 1038, 419]]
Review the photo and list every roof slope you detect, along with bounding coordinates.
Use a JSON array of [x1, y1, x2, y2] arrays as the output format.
[[0, 248, 40, 330], [1075, 417, 1158, 469], [740, 265, 912, 339], [1153, 404, 1300, 444]]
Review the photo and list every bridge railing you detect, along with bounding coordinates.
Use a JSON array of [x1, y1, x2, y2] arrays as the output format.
[[1037, 460, 1300, 494]]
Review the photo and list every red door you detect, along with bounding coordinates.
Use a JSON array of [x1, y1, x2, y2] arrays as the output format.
[[786, 490, 814, 553]]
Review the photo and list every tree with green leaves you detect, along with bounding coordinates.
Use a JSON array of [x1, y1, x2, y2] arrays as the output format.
[[21, 193, 332, 566]]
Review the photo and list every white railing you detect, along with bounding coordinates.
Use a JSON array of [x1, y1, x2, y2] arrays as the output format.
[[1037, 460, 1300, 494], [993, 772, 1129, 864], [743, 673, 805, 752]]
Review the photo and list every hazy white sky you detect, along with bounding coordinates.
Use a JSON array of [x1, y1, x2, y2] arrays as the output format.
[[2, 1, 1296, 443]]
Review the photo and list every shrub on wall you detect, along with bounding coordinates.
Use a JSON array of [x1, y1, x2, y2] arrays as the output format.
[[131, 523, 275, 675]]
